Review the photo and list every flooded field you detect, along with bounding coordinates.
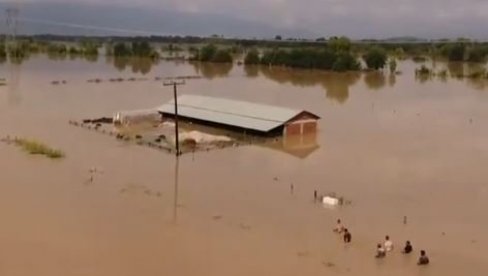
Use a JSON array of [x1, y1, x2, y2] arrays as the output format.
[[1, 56, 488, 275]]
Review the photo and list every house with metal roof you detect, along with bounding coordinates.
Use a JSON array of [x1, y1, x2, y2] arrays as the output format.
[[157, 95, 320, 136]]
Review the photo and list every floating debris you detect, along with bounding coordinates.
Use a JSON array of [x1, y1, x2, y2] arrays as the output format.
[[322, 196, 340, 206], [87, 78, 103, 83], [297, 251, 309, 257], [239, 223, 252, 230], [322, 261, 336, 268]]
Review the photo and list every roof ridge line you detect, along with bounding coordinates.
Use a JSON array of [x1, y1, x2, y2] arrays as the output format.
[[177, 103, 288, 123]]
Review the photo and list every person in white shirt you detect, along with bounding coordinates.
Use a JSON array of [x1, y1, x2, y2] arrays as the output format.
[[384, 235, 394, 252], [375, 243, 386, 258]]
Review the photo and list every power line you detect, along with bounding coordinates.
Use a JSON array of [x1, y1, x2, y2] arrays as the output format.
[[15, 17, 171, 36], [5, 7, 19, 47]]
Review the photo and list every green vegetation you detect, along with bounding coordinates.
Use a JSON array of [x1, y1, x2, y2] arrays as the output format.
[[331, 52, 361, 72], [412, 56, 427, 62], [0, 44, 6, 59], [5, 35, 488, 76], [436, 43, 488, 62], [193, 44, 233, 63], [6, 42, 30, 61], [80, 40, 100, 57], [328, 36, 352, 52], [363, 47, 388, 70], [260, 48, 360, 71], [111, 41, 159, 59], [440, 43, 465, 61], [12, 137, 65, 159], [162, 43, 183, 52], [48, 44, 68, 55], [244, 48, 260, 65], [393, 47, 406, 60]]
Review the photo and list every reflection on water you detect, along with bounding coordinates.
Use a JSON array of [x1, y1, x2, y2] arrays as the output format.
[[258, 67, 360, 104], [191, 61, 233, 79], [364, 72, 386, 90], [321, 72, 360, 103], [244, 65, 259, 78], [7, 62, 22, 106], [173, 156, 180, 224], [9, 56, 28, 65], [415, 73, 432, 84], [47, 53, 99, 63], [265, 133, 319, 159], [388, 74, 396, 87], [413, 61, 488, 90], [47, 52, 67, 61], [107, 56, 158, 75], [447, 62, 464, 79]]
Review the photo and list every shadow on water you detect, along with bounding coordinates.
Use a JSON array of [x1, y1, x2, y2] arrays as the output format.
[[257, 66, 360, 104], [191, 61, 233, 79]]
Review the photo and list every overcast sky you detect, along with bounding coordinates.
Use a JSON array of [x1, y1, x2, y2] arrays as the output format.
[[9, 0, 488, 38]]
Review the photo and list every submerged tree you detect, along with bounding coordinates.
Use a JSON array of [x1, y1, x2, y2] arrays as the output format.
[[194, 44, 233, 63], [328, 36, 352, 52], [212, 49, 233, 63], [363, 47, 387, 70], [332, 52, 360, 72], [244, 48, 260, 65]]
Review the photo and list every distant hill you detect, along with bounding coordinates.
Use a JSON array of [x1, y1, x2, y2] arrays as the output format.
[[0, 2, 313, 38]]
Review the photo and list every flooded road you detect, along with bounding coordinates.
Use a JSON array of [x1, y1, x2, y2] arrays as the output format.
[[1, 56, 488, 275]]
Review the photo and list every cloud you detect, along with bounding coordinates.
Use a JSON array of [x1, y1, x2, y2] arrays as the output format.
[[10, 0, 488, 38]]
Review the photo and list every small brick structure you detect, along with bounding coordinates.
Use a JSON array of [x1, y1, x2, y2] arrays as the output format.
[[283, 112, 319, 137]]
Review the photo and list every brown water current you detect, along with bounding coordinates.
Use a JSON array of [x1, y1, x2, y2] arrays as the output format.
[[1, 56, 488, 275]]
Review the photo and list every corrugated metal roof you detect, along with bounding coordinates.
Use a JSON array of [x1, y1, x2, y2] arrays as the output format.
[[157, 95, 317, 132]]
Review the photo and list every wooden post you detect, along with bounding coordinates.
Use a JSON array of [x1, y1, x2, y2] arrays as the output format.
[[164, 80, 185, 156]]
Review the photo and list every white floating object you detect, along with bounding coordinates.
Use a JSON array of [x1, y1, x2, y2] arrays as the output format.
[[322, 196, 340, 206], [176, 131, 232, 144]]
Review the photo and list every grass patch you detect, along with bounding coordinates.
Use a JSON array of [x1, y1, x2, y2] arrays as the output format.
[[12, 138, 65, 159]]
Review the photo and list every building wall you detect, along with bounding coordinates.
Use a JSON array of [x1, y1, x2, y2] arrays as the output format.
[[284, 119, 318, 136], [303, 122, 317, 134]]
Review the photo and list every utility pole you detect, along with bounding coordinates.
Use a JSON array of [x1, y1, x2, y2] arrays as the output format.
[[163, 80, 185, 156], [5, 6, 19, 54]]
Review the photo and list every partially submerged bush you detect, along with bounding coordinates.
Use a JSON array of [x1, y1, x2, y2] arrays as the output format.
[[415, 65, 432, 75], [12, 138, 65, 159]]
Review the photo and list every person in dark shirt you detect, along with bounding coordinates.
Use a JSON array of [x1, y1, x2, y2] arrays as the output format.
[[417, 250, 430, 265], [343, 228, 352, 243], [403, 240, 413, 254]]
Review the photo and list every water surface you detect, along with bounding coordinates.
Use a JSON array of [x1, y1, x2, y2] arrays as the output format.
[[1, 56, 487, 275]]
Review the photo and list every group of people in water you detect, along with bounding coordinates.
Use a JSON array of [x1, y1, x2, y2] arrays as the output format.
[[334, 219, 430, 266]]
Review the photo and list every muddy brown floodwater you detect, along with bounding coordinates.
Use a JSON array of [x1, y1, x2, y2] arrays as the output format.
[[1, 56, 488, 276]]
